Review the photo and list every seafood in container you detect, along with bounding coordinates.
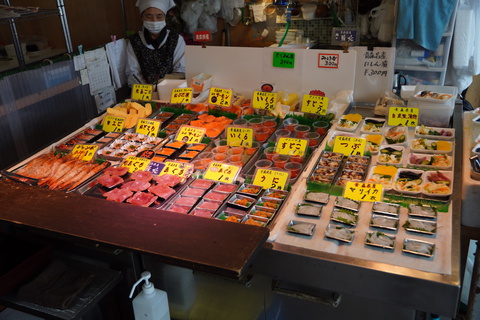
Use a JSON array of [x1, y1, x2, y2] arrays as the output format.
[[324, 224, 354, 243], [197, 199, 222, 211], [360, 118, 386, 134], [191, 209, 215, 218], [362, 134, 384, 155], [320, 151, 344, 161], [167, 204, 190, 214], [190, 178, 215, 189], [413, 90, 453, 103], [334, 196, 360, 211], [365, 231, 395, 250], [263, 188, 288, 200], [215, 211, 245, 223], [344, 162, 369, 173], [408, 204, 437, 219], [408, 153, 452, 170], [384, 125, 408, 145], [414, 125, 454, 140], [243, 215, 269, 227], [403, 239, 435, 257], [346, 155, 370, 165], [181, 187, 206, 197], [309, 174, 335, 184], [393, 169, 424, 194], [287, 220, 316, 236], [204, 190, 230, 202], [304, 191, 330, 204], [249, 205, 276, 219], [228, 194, 256, 210], [410, 139, 452, 153], [295, 203, 323, 217], [372, 201, 400, 216], [366, 165, 398, 190], [339, 169, 365, 181], [403, 218, 437, 235], [336, 113, 362, 132], [377, 146, 405, 166], [370, 214, 399, 231], [313, 166, 338, 177], [256, 197, 282, 210], [237, 184, 263, 197], [212, 182, 238, 194], [331, 208, 359, 226], [422, 170, 452, 196]]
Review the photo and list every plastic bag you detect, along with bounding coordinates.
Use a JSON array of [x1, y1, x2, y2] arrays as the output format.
[[198, 11, 218, 33], [180, 1, 203, 35]]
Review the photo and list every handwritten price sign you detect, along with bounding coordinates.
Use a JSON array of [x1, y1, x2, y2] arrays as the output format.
[[160, 161, 193, 179], [204, 162, 240, 183], [103, 115, 125, 132], [388, 107, 419, 127], [132, 84, 153, 101], [275, 137, 308, 157], [175, 125, 206, 144], [171, 88, 193, 104], [146, 161, 165, 176], [135, 119, 161, 137], [301, 94, 329, 115], [343, 181, 383, 202], [208, 87, 232, 107], [71, 144, 98, 161], [252, 168, 289, 190], [318, 53, 339, 68], [333, 136, 366, 156], [121, 156, 151, 173], [227, 126, 254, 147], [273, 51, 295, 69], [252, 91, 278, 110]]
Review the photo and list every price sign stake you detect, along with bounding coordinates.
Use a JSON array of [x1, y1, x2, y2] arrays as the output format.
[[204, 162, 240, 183], [71, 144, 98, 161], [344, 181, 383, 202], [388, 106, 419, 127], [121, 156, 151, 173], [252, 168, 290, 190], [132, 84, 153, 101], [103, 115, 125, 132], [171, 88, 193, 104], [227, 126, 254, 147], [301, 94, 329, 115], [208, 87, 232, 107], [333, 136, 366, 156], [135, 118, 161, 137]]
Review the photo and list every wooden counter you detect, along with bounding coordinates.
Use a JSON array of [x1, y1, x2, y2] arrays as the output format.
[[0, 179, 269, 279]]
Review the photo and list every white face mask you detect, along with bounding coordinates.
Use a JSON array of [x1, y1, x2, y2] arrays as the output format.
[[143, 20, 166, 34]]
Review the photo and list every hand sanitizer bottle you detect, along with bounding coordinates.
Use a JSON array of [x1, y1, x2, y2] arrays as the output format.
[[129, 271, 170, 320]]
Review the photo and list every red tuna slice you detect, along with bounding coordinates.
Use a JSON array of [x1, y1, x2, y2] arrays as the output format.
[[213, 183, 237, 193], [197, 201, 220, 211], [130, 170, 153, 182], [174, 196, 198, 206], [148, 184, 176, 199], [190, 179, 214, 189], [191, 209, 214, 218], [225, 206, 249, 215], [103, 166, 129, 176], [103, 188, 133, 203], [154, 173, 183, 187], [182, 187, 206, 197], [168, 204, 190, 214], [121, 180, 151, 191], [204, 191, 229, 202], [97, 174, 124, 188], [126, 191, 158, 207]]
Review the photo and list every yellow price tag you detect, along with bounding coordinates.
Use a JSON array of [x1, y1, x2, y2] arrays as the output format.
[[388, 106, 419, 127], [131, 84, 153, 101], [71, 144, 98, 161], [175, 125, 206, 144], [252, 168, 290, 190], [343, 181, 383, 202], [275, 137, 308, 157], [208, 87, 232, 107], [171, 88, 193, 104], [301, 94, 329, 115], [121, 156, 151, 173], [226, 126, 254, 147], [103, 115, 125, 132], [332, 136, 367, 156], [252, 91, 278, 110], [160, 161, 193, 179], [204, 162, 240, 183], [135, 118, 161, 137]]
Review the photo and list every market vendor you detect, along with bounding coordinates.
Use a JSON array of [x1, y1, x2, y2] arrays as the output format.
[[126, 0, 186, 87]]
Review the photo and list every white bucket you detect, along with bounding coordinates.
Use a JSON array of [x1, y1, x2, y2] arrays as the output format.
[[301, 4, 317, 20]]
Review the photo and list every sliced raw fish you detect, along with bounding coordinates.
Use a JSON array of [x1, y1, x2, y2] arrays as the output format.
[[103, 166, 129, 176], [225, 207, 248, 215], [130, 170, 153, 182], [121, 180, 151, 191], [103, 188, 133, 203], [174, 196, 198, 206], [213, 183, 237, 193], [190, 179, 214, 189], [154, 173, 183, 187], [148, 184, 176, 199], [197, 201, 220, 210], [126, 191, 158, 207], [168, 204, 190, 214], [182, 187, 205, 197], [204, 191, 229, 202], [191, 209, 214, 218], [97, 174, 124, 188]]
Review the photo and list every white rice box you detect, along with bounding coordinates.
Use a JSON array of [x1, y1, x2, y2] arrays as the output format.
[[157, 79, 187, 101], [190, 73, 213, 93]]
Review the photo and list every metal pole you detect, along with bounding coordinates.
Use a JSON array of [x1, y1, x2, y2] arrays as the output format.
[[56, 0, 73, 53], [3, 0, 25, 68]]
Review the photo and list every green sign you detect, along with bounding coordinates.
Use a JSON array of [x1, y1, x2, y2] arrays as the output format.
[[273, 51, 295, 69]]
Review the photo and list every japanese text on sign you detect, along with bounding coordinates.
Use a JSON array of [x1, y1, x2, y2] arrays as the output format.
[[147, 161, 165, 176], [273, 51, 295, 69], [204, 162, 240, 183], [103, 115, 125, 132], [208, 87, 232, 107], [160, 161, 193, 179], [333, 136, 366, 156], [175, 125, 206, 144], [318, 54, 339, 68], [121, 156, 151, 173], [301, 94, 329, 115], [132, 84, 153, 101], [388, 107, 419, 127], [275, 137, 308, 157], [332, 28, 358, 44], [194, 30, 211, 42], [252, 91, 278, 110], [136, 118, 161, 137], [171, 88, 193, 104], [363, 50, 389, 77], [252, 168, 289, 190], [71, 144, 98, 161], [344, 181, 383, 202], [227, 126, 254, 147]]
